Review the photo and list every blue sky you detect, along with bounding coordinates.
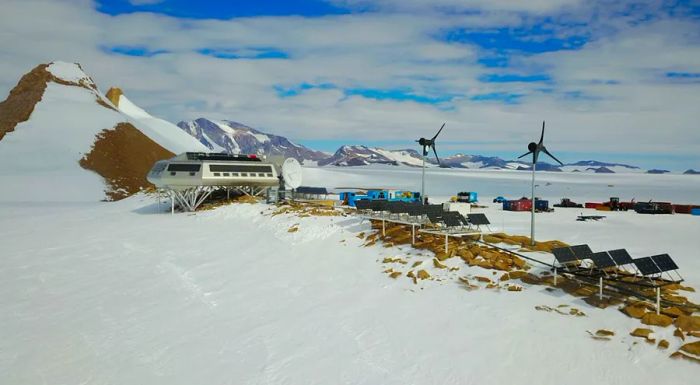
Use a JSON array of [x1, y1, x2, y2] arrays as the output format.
[[1, 0, 700, 169]]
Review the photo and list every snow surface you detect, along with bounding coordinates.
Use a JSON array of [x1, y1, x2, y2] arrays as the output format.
[[46, 61, 92, 84], [373, 148, 424, 167], [304, 165, 700, 203], [117, 94, 209, 154], [1, 168, 699, 384]]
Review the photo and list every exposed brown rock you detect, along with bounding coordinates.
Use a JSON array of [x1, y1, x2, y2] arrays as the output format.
[[596, 329, 615, 337], [674, 328, 686, 341], [674, 315, 700, 332], [658, 339, 670, 350], [389, 271, 402, 279], [417, 270, 430, 280], [432, 258, 447, 269], [621, 304, 648, 319], [0, 64, 50, 141], [79, 122, 174, 201], [106, 87, 123, 107], [680, 341, 700, 356], [630, 328, 654, 339], [641, 313, 674, 327]]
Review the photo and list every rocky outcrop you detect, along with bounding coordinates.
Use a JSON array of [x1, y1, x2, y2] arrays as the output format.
[[80, 123, 174, 201]]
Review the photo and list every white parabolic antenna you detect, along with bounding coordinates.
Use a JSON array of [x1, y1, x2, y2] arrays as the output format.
[[282, 158, 303, 189]]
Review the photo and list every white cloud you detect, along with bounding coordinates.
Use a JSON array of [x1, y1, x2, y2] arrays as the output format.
[[0, 0, 698, 168]]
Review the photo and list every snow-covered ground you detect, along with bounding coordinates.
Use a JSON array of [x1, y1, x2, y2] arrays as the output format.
[[1, 168, 699, 384], [304, 165, 700, 203]]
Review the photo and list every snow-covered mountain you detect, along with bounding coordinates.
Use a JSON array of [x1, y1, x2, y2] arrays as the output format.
[[317, 145, 425, 167], [176, 118, 327, 164], [0, 61, 204, 202]]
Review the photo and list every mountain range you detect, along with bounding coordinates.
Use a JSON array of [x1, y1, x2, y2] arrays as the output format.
[[1, 61, 697, 203], [173, 119, 652, 173]]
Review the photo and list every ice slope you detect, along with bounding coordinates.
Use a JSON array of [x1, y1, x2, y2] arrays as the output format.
[[0, 61, 207, 202], [0, 81, 122, 201], [117, 94, 209, 154], [1, 187, 698, 384]]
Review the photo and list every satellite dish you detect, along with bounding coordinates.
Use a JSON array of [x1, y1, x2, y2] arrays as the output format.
[[282, 158, 302, 189]]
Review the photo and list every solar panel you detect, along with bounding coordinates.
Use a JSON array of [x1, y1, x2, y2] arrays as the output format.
[[370, 200, 388, 211], [427, 212, 445, 224], [570, 244, 593, 259], [458, 214, 470, 226], [589, 251, 616, 269], [633, 257, 662, 276], [608, 249, 633, 265], [443, 216, 462, 227], [296, 186, 328, 194], [551, 247, 578, 263], [650, 254, 678, 272], [388, 202, 407, 214], [467, 213, 491, 226]]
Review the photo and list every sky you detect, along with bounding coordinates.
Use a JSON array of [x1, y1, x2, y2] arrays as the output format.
[[1, 0, 699, 170]]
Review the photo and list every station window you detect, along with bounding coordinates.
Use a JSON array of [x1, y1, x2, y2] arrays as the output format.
[[213, 172, 220, 176], [241, 173, 248, 177], [189, 172, 196, 176], [223, 173, 230, 177], [266, 173, 273, 177], [232, 173, 239, 177], [170, 172, 176, 176]]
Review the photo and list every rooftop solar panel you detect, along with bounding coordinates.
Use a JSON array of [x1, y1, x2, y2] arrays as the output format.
[[633, 257, 662, 276], [570, 244, 593, 258], [467, 213, 491, 226], [650, 254, 678, 272], [589, 251, 616, 269], [551, 247, 578, 263], [608, 249, 633, 265]]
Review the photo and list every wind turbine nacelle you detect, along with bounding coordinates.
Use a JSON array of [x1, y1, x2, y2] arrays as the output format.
[[418, 138, 430, 146], [528, 142, 537, 152]]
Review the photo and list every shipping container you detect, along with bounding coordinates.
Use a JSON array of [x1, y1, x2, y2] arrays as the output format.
[[535, 199, 549, 211], [691, 208, 700, 216], [585, 202, 602, 209], [596, 205, 612, 211], [673, 204, 693, 214]]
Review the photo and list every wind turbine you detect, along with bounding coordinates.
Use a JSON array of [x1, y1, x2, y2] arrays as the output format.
[[416, 123, 445, 204], [518, 121, 563, 245]]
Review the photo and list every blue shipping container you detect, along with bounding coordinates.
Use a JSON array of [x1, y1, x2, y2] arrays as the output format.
[[535, 199, 549, 211], [692, 208, 700, 216]]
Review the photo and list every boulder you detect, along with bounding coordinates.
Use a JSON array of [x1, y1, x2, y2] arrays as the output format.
[[641, 313, 674, 327], [658, 339, 670, 350], [675, 315, 700, 332], [680, 341, 700, 356], [621, 305, 647, 319], [432, 258, 447, 269], [630, 328, 654, 339], [417, 270, 431, 280]]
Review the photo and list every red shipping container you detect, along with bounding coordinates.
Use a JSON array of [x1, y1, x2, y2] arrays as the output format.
[[585, 202, 601, 209], [673, 204, 692, 214], [510, 199, 533, 211]]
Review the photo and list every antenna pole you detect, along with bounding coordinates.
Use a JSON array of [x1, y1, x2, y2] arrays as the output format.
[[530, 161, 536, 246], [421, 153, 426, 204]]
